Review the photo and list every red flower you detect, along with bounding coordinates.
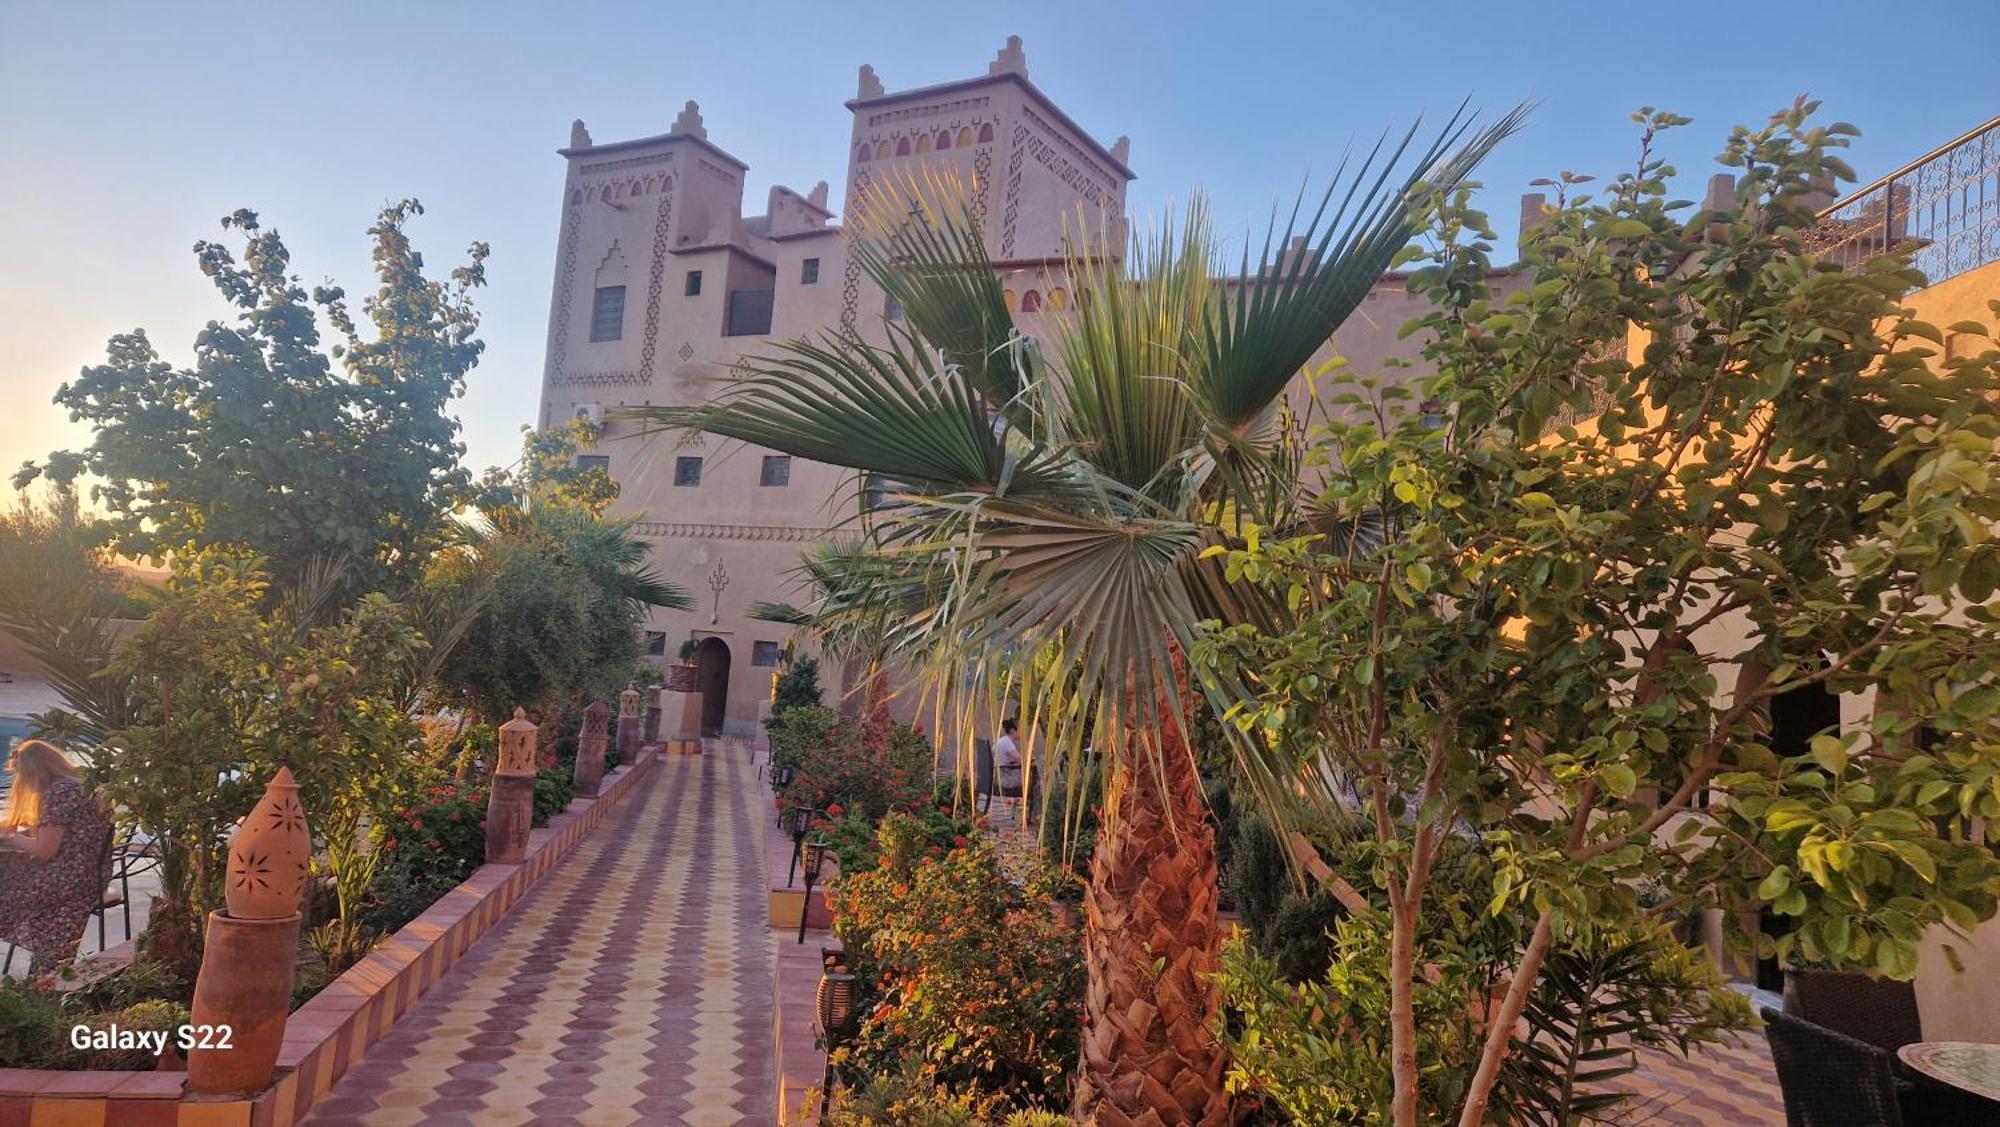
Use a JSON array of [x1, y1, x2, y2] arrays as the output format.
[[952, 835, 970, 849], [826, 803, 845, 818]]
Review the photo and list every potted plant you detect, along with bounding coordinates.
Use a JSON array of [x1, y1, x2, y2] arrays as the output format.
[[665, 638, 699, 692]]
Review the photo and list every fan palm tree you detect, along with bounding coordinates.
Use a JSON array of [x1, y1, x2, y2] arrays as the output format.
[[628, 105, 1523, 1123]]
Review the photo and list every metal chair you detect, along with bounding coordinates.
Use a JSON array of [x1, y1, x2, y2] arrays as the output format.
[[1786, 968, 1924, 1054], [1762, 1007, 1906, 1127]]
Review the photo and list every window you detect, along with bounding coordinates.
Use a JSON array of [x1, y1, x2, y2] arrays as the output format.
[[684, 270, 703, 296], [644, 631, 668, 657], [725, 288, 774, 336], [575, 453, 610, 474], [589, 285, 626, 342], [752, 641, 784, 667], [885, 295, 904, 322], [800, 257, 820, 285], [674, 456, 703, 486], [759, 455, 792, 487]]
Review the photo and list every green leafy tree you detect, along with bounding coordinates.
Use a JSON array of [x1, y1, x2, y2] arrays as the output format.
[[631, 107, 1523, 1123], [427, 427, 690, 730], [98, 550, 430, 973], [16, 202, 488, 593], [1195, 103, 2000, 1125]]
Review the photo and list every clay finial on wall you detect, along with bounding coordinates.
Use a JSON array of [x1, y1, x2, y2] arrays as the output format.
[[570, 119, 593, 149], [1110, 135, 1131, 166], [670, 100, 707, 139], [497, 707, 539, 777], [988, 35, 1028, 78], [808, 181, 829, 210], [857, 64, 885, 99], [224, 767, 312, 920]]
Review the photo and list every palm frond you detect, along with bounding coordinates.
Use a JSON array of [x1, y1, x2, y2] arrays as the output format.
[[847, 169, 1035, 425], [1195, 102, 1532, 431], [747, 600, 814, 626]]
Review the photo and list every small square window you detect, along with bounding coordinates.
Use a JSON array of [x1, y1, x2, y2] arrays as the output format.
[[884, 295, 904, 321], [685, 270, 703, 297], [800, 258, 820, 285], [752, 641, 784, 667], [589, 285, 626, 342], [644, 631, 668, 657], [575, 453, 610, 474], [674, 456, 703, 486], [759, 455, 791, 487]]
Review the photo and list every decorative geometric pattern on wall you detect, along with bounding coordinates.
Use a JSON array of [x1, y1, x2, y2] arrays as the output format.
[[1001, 123, 1028, 258], [637, 183, 678, 383], [840, 170, 870, 334], [547, 207, 584, 381], [972, 146, 993, 227], [632, 522, 845, 543], [552, 371, 650, 387], [678, 342, 695, 363]]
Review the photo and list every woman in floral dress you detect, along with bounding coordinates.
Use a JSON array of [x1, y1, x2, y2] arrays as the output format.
[[0, 739, 112, 975]]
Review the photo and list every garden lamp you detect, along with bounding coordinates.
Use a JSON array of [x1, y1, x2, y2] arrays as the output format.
[[785, 803, 819, 887], [798, 838, 829, 944], [816, 961, 857, 1115]]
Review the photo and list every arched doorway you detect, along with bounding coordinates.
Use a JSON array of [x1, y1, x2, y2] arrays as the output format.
[[696, 637, 731, 736]]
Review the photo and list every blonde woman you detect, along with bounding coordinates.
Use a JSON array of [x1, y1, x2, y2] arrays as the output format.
[[0, 740, 111, 975]]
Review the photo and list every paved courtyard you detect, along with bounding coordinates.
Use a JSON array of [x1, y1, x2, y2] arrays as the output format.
[[301, 743, 774, 1126]]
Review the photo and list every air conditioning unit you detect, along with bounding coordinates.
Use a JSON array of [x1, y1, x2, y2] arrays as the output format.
[[572, 402, 604, 430]]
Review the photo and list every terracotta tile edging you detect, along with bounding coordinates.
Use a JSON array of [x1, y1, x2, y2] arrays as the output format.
[[766, 764, 837, 1124], [0, 747, 661, 1127]]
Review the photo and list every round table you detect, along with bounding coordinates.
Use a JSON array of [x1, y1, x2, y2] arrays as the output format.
[[1897, 1042, 2000, 1104]]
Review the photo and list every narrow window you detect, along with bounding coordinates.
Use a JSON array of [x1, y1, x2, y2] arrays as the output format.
[[685, 270, 703, 297], [674, 456, 703, 486], [575, 453, 610, 474], [644, 631, 668, 657], [752, 641, 784, 667], [759, 455, 792, 487], [800, 257, 820, 285], [885, 295, 904, 322], [589, 285, 626, 341], [725, 288, 774, 336]]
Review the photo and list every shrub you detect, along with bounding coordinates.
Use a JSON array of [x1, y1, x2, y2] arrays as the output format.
[[1224, 812, 1343, 983], [832, 821, 1084, 1106], [820, 802, 977, 877], [770, 656, 823, 719], [768, 704, 843, 777], [828, 1061, 1069, 1126], [533, 764, 574, 824], [377, 779, 488, 881], [0, 978, 192, 1070], [779, 712, 933, 823]]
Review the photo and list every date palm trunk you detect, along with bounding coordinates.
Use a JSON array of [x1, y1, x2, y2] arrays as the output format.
[[1073, 690, 1231, 1126]]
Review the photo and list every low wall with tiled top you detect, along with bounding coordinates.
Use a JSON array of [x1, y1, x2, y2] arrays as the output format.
[[0, 748, 658, 1127]]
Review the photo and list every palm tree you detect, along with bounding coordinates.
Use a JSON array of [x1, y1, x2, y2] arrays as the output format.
[[628, 106, 1522, 1123]]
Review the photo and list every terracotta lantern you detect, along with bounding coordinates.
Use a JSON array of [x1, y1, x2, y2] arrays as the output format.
[[619, 685, 641, 719], [496, 707, 539, 777], [224, 766, 312, 920]]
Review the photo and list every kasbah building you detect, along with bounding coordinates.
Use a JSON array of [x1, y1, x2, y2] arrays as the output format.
[[532, 37, 2000, 1033]]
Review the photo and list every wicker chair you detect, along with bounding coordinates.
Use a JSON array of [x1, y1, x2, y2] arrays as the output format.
[[1787, 968, 1924, 1054], [1763, 1007, 1913, 1127]]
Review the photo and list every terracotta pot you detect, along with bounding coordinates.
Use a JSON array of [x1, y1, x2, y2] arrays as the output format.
[[615, 698, 643, 765], [496, 708, 539, 777], [186, 911, 300, 1096], [224, 767, 312, 920], [485, 773, 536, 864]]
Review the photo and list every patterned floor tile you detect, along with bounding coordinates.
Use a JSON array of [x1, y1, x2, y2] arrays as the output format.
[[303, 744, 775, 1125]]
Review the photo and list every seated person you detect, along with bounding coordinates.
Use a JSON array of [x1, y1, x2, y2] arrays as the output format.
[[993, 717, 1026, 800], [0, 740, 112, 975]]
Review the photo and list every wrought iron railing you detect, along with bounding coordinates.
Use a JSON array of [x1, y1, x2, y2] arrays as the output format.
[[1806, 115, 2000, 287]]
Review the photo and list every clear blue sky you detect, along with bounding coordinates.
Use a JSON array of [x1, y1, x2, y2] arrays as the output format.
[[3, 0, 1994, 481]]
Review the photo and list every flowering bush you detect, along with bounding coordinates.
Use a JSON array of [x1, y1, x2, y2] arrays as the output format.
[[831, 817, 1085, 1107], [818, 801, 979, 877], [376, 779, 488, 879], [778, 710, 935, 823]]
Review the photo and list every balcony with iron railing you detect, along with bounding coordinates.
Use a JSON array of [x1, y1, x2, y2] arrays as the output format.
[[1805, 114, 2000, 288]]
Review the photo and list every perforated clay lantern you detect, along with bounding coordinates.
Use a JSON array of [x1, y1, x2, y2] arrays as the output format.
[[497, 707, 539, 777], [225, 766, 311, 920]]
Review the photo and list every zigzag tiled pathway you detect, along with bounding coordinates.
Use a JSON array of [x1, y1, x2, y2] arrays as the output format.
[[303, 743, 774, 1126]]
